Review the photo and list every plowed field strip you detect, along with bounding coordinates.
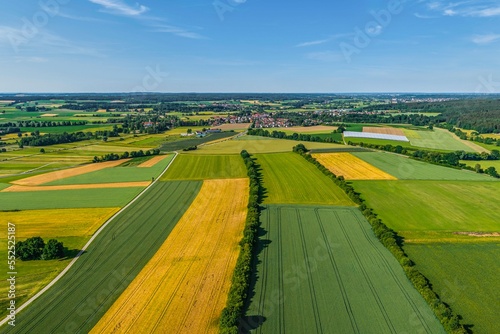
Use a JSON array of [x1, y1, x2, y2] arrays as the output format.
[[91, 178, 249, 334]]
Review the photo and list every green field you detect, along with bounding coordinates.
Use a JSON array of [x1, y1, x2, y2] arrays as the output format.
[[0, 187, 144, 210], [159, 132, 236, 151], [1, 181, 201, 333], [45, 154, 174, 185], [353, 152, 497, 181], [403, 128, 475, 152], [353, 180, 500, 242], [346, 137, 415, 149], [461, 159, 500, 171], [160, 154, 246, 180], [19, 124, 114, 134], [405, 243, 500, 334], [188, 136, 347, 155], [246, 205, 444, 334], [256, 153, 355, 206]]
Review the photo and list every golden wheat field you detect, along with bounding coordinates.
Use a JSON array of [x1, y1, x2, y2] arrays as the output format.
[[312, 153, 397, 180], [0, 208, 119, 239], [91, 178, 249, 334], [12, 160, 128, 186]]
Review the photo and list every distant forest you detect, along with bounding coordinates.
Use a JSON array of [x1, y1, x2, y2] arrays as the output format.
[[362, 99, 500, 133]]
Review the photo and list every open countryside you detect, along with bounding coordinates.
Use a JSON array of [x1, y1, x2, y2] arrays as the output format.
[[0, 93, 499, 334], [92, 178, 249, 333]]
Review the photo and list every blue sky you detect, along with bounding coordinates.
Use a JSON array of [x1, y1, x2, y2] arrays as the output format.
[[1, 0, 500, 93]]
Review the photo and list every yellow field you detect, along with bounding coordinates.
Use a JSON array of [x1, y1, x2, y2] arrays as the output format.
[[137, 155, 168, 167], [91, 178, 249, 334], [483, 133, 500, 139], [312, 153, 397, 180], [0, 208, 119, 239], [12, 160, 127, 186], [1, 181, 150, 192]]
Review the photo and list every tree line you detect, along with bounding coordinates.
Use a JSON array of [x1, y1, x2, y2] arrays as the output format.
[[219, 150, 263, 334], [248, 128, 341, 144], [92, 149, 160, 163], [293, 144, 467, 334]]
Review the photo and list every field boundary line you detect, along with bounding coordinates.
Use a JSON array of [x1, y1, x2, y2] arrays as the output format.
[[0, 152, 179, 328]]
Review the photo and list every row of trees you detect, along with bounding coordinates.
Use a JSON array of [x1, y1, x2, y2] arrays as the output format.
[[293, 145, 467, 334], [248, 128, 341, 143], [0, 120, 88, 128], [16, 237, 64, 261], [19, 131, 93, 147], [219, 150, 263, 333], [92, 149, 160, 163]]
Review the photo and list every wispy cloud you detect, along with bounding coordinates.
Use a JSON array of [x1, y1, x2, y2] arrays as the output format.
[[15, 56, 48, 63], [295, 33, 353, 48], [424, 1, 500, 17], [0, 25, 103, 57], [151, 24, 207, 40], [472, 33, 500, 45], [88, 0, 148, 16], [414, 12, 438, 19], [296, 39, 330, 48]]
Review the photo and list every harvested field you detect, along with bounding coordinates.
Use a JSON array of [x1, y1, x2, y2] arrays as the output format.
[[91, 179, 249, 334], [2, 181, 150, 192], [363, 127, 405, 136], [212, 123, 251, 131], [137, 155, 169, 167], [312, 153, 397, 180], [40, 113, 58, 117], [12, 160, 127, 186]]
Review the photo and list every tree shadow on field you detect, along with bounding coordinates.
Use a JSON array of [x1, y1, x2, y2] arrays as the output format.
[[238, 214, 271, 333], [61, 247, 86, 260], [255, 164, 268, 203]]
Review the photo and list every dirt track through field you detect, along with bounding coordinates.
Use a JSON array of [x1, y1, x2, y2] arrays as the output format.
[[2, 181, 149, 192], [363, 127, 405, 136], [12, 160, 128, 186], [91, 178, 249, 334], [137, 155, 168, 167]]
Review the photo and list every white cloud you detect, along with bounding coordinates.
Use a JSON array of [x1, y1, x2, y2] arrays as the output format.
[[424, 1, 500, 17], [0, 25, 103, 57], [152, 25, 206, 40], [472, 33, 500, 44], [296, 39, 329, 47], [88, 0, 148, 16], [470, 6, 500, 17]]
